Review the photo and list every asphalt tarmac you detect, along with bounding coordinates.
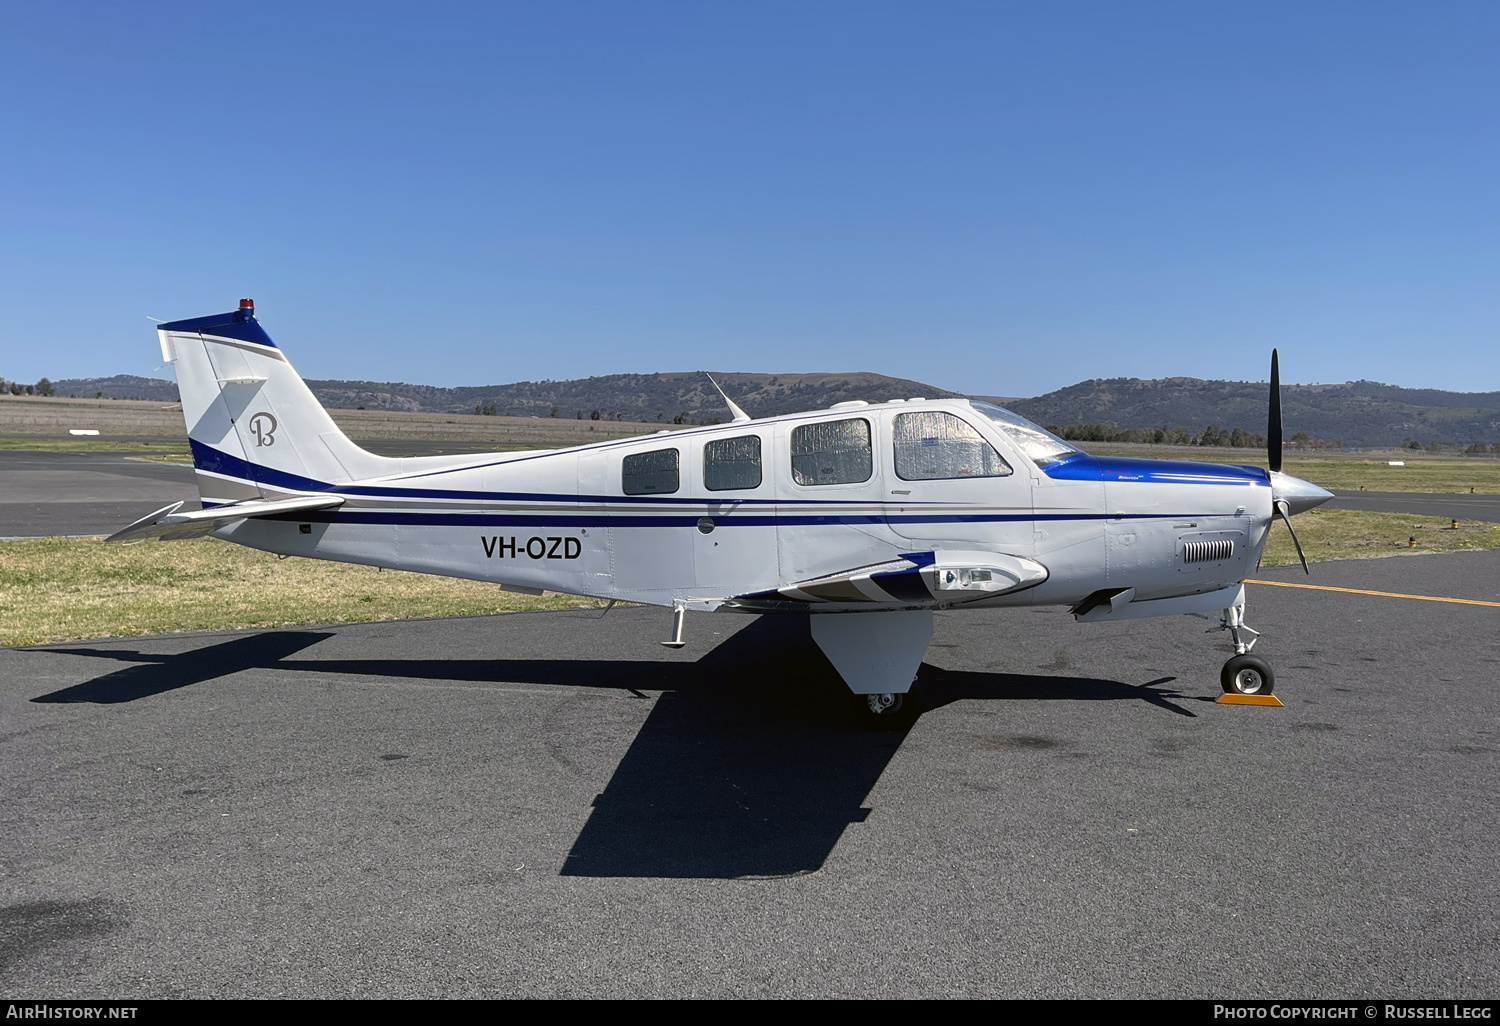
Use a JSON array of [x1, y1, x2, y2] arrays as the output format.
[[2, 549, 1498, 998], [1326, 489, 1500, 523], [0, 451, 199, 537]]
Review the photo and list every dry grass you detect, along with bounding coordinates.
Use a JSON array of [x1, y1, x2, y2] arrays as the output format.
[[1260, 508, 1500, 566], [0, 394, 667, 446], [6, 510, 1496, 647], [0, 537, 609, 647]]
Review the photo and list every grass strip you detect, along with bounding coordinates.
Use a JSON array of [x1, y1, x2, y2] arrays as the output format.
[[0, 439, 189, 453], [0, 537, 608, 647], [1259, 509, 1500, 566], [4, 510, 1495, 646]]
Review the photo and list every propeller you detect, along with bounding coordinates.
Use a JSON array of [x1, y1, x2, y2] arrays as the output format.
[[1265, 348, 1309, 574], [1268, 349, 1282, 475]]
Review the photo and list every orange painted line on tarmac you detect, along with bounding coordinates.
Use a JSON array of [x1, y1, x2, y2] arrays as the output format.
[[1245, 579, 1500, 608]]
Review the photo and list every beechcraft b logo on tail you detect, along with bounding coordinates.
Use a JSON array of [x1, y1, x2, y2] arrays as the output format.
[[249, 412, 278, 447]]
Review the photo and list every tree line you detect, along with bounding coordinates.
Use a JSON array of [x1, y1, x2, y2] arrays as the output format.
[[0, 376, 56, 396]]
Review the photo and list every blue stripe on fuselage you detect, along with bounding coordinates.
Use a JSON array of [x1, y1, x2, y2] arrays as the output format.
[[265, 509, 1228, 529], [1042, 453, 1269, 486], [190, 442, 1247, 525]]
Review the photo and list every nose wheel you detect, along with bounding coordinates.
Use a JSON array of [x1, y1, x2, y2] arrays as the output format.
[[1221, 654, 1275, 696], [1211, 591, 1279, 700]]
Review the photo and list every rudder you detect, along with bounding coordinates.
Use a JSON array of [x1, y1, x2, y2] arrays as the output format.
[[159, 299, 392, 504]]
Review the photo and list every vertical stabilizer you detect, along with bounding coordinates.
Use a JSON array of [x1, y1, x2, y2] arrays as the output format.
[[158, 300, 393, 504]]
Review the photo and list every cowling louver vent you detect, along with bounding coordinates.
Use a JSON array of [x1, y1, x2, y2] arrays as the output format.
[[1183, 539, 1234, 564]]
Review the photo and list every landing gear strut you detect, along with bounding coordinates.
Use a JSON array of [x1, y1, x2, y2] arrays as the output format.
[[1211, 594, 1275, 696]]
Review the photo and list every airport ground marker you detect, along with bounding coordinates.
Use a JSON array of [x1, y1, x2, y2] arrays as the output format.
[[1216, 693, 1285, 707]]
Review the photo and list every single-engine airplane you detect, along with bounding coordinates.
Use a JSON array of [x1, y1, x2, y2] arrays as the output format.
[[113, 300, 1333, 725]]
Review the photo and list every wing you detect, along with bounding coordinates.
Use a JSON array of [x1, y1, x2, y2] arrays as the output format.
[[729, 549, 1049, 608]]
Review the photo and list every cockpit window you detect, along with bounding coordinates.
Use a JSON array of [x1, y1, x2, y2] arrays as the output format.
[[968, 401, 1079, 466], [893, 411, 1011, 480]]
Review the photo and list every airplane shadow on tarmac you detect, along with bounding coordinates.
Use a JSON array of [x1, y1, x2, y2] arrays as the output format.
[[33, 617, 1198, 879]]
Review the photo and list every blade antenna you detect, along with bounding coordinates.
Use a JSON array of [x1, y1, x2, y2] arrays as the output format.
[[706, 374, 752, 423]]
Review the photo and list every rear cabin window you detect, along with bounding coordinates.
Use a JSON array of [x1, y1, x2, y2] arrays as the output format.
[[791, 419, 872, 486], [622, 448, 680, 495], [704, 435, 762, 491], [893, 411, 1012, 481]]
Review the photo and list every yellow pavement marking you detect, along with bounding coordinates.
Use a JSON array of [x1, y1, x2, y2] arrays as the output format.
[[1246, 579, 1500, 608]]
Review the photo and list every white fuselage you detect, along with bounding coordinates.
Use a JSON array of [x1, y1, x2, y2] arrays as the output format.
[[207, 399, 1274, 615]]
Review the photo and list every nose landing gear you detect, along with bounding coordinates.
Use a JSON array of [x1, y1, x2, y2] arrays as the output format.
[[1211, 595, 1283, 704]]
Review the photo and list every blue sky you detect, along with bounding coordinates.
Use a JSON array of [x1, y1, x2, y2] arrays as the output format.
[[2, 2, 1496, 398]]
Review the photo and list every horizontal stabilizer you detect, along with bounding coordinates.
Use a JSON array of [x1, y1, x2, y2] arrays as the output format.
[[106, 495, 345, 543]]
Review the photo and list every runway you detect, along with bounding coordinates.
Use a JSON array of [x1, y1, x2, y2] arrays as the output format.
[[0, 446, 569, 537], [1326, 489, 1500, 522], [0, 451, 199, 537], [2, 549, 1497, 997]]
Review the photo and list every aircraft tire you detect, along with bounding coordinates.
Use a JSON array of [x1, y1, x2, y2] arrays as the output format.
[[1221, 654, 1275, 696], [853, 681, 922, 730]]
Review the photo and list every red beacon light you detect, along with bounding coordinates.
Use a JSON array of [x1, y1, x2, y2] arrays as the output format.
[[239, 298, 254, 310]]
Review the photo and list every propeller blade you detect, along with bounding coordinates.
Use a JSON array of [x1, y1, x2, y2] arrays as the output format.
[[1268, 349, 1283, 475], [1275, 499, 1309, 575]]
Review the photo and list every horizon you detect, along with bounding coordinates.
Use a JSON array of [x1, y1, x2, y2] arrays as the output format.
[[38, 367, 1500, 402]]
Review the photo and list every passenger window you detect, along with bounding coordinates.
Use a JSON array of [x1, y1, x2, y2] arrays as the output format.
[[622, 448, 680, 495], [704, 435, 762, 491], [791, 419, 872, 486], [893, 411, 1012, 481]]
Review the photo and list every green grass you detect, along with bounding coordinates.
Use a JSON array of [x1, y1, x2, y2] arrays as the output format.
[[0, 439, 189, 453], [0, 537, 609, 647], [5, 512, 1497, 646], [1259, 509, 1500, 566]]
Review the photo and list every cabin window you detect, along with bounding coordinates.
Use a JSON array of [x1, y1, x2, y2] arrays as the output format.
[[622, 448, 680, 495], [791, 418, 872, 486], [893, 411, 1012, 481], [704, 435, 762, 491]]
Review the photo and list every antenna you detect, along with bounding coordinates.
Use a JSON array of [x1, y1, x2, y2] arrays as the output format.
[[705, 373, 752, 423]]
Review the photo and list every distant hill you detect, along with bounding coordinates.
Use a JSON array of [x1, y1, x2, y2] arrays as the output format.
[[303, 371, 959, 422], [56, 371, 959, 423], [53, 371, 1500, 447], [1008, 378, 1500, 449], [55, 375, 181, 402]]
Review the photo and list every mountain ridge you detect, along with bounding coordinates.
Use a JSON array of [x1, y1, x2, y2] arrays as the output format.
[[48, 372, 1500, 447]]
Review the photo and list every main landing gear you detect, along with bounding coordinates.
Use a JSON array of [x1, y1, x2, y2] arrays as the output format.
[[1211, 594, 1279, 700], [853, 677, 923, 730], [808, 609, 934, 730]]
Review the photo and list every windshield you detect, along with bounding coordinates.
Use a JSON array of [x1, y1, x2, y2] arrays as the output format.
[[967, 401, 1080, 466]]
